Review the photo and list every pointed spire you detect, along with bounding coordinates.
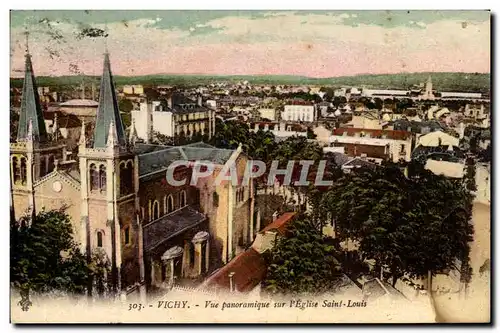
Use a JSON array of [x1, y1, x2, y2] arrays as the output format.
[[79, 120, 86, 146], [17, 46, 47, 142], [92, 52, 126, 148], [52, 112, 59, 140], [107, 122, 118, 148], [26, 118, 34, 141], [129, 118, 138, 145]]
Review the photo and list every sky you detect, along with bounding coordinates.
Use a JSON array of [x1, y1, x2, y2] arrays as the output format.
[[10, 10, 491, 78]]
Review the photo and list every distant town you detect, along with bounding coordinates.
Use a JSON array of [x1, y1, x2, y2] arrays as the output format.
[[11, 49, 490, 320]]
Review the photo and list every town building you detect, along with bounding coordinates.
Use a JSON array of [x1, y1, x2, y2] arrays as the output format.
[[422, 76, 435, 100], [329, 128, 413, 163], [131, 95, 216, 143], [281, 101, 316, 122], [252, 122, 308, 139], [347, 111, 383, 130], [10, 50, 255, 299], [257, 108, 276, 121], [361, 89, 409, 98], [122, 85, 144, 96], [411, 131, 465, 179], [58, 99, 99, 122]]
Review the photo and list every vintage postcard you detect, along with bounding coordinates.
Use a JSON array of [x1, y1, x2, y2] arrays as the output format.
[[9, 10, 491, 323]]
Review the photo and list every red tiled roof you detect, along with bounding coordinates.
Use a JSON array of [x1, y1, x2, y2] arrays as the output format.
[[204, 248, 267, 293], [333, 127, 412, 140], [204, 212, 296, 293], [261, 212, 297, 235]]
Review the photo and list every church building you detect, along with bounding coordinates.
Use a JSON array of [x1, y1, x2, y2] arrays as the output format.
[[10, 49, 259, 299]]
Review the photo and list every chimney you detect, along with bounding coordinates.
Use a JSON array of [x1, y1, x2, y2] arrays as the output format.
[[228, 272, 235, 293], [197, 95, 203, 107]]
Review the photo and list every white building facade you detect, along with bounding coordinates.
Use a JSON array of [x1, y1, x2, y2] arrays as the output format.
[[281, 103, 316, 122], [131, 98, 215, 143]]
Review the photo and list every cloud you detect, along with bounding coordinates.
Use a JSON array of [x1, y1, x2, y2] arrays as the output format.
[[9, 11, 490, 77]]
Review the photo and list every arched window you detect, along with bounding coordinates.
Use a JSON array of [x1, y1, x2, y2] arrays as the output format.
[[47, 155, 55, 173], [153, 201, 160, 220], [99, 165, 107, 191], [40, 156, 47, 177], [124, 226, 130, 245], [213, 192, 219, 207], [90, 164, 99, 191], [126, 161, 134, 192], [120, 161, 134, 195], [20, 158, 27, 185], [167, 195, 174, 213], [179, 190, 186, 207], [12, 157, 20, 184], [97, 231, 103, 247]]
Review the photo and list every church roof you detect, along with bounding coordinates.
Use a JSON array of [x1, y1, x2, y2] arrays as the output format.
[[137, 143, 236, 178], [183, 142, 216, 149], [143, 205, 206, 254], [138, 147, 186, 177], [92, 53, 126, 148], [133, 143, 173, 155], [182, 147, 235, 164], [17, 53, 47, 141]]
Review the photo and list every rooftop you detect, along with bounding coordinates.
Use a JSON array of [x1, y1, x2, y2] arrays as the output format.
[[137, 143, 236, 178], [59, 99, 99, 107], [260, 212, 296, 235], [332, 128, 412, 141], [143, 205, 206, 254], [203, 248, 267, 293]]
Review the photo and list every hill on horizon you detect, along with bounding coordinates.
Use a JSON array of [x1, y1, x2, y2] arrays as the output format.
[[10, 72, 490, 93]]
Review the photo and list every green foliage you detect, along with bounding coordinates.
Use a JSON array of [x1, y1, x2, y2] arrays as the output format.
[[317, 163, 474, 286], [263, 215, 344, 296], [118, 98, 134, 113], [10, 72, 491, 93], [10, 209, 91, 295], [121, 113, 131, 129], [465, 157, 477, 192], [306, 127, 317, 139]]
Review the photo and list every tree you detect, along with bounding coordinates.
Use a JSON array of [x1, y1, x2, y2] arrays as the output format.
[[306, 127, 317, 139], [373, 97, 383, 110], [152, 131, 175, 145], [320, 87, 334, 101], [11, 209, 92, 296], [262, 215, 344, 296], [465, 157, 477, 192], [118, 98, 134, 113], [317, 162, 474, 287]]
